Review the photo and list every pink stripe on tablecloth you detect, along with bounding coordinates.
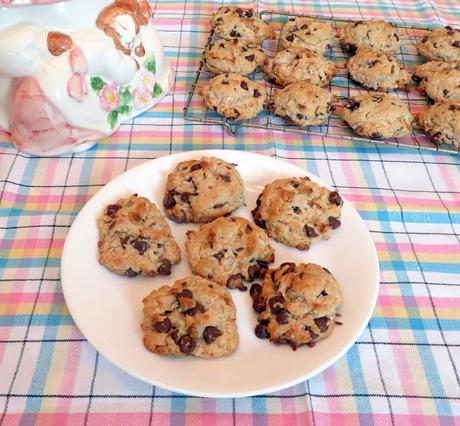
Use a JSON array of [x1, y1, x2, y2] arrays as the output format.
[[375, 242, 460, 255], [0, 292, 65, 304], [378, 295, 458, 309]]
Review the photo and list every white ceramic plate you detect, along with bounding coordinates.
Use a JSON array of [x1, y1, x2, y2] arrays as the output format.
[[61, 149, 379, 398]]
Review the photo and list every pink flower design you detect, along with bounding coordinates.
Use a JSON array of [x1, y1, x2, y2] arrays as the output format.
[[99, 84, 119, 111], [138, 69, 155, 90], [133, 87, 152, 109]]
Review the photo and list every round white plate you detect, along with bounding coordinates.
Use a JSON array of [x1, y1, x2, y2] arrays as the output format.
[[61, 149, 379, 398]]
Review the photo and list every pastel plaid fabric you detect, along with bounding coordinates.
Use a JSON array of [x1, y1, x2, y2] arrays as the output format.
[[1, 1, 459, 425]]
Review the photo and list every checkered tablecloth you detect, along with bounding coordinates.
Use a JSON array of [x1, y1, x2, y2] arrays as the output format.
[[1, 1, 459, 425]]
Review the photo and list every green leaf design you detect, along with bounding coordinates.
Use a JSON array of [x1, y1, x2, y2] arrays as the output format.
[[119, 87, 133, 105], [90, 77, 105, 94], [153, 83, 162, 98], [143, 54, 156, 74], [107, 110, 119, 129], [116, 104, 132, 115]]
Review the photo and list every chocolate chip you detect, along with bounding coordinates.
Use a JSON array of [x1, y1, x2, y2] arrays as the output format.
[[203, 326, 222, 344], [371, 132, 383, 140], [269, 295, 284, 313], [286, 34, 294, 42], [292, 206, 301, 213], [348, 43, 357, 52], [276, 309, 289, 324], [328, 191, 342, 206], [296, 113, 304, 120], [394, 33, 400, 41], [448, 30, 456, 36], [120, 235, 130, 249], [132, 239, 149, 255], [157, 259, 172, 275], [227, 274, 246, 291], [320, 290, 328, 296], [170, 329, 179, 344], [250, 283, 262, 300], [309, 329, 319, 341], [219, 174, 231, 182], [300, 24, 309, 30], [304, 225, 318, 238], [443, 89, 450, 97], [257, 259, 269, 269], [125, 268, 139, 277], [290, 180, 299, 188], [177, 288, 193, 299], [106, 204, 121, 218], [328, 216, 341, 229], [235, 7, 243, 16], [232, 109, 240, 118], [190, 163, 201, 171], [412, 74, 422, 83], [280, 262, 295, 274], [253, 296, 266, 312], [186, 302, 205, 316], [432, 132, 443, 144], [240, 81, 249, 90], [354, 20, 363, 27], [213, 202, 225, 209], [245, 54, 255, 62], [314, 316, 330, 332], [452, 40, 460, 48], [449, 104, 460, 111], [346, 99, 360, 110], [253, 215, 266, 229], [213, 251, 224, 262], [229, 30, 241, 38], [253, 89, 261, 98], [255, 323, 270, 338], [446, 25, 453, 30], [154, 318, 172, 333], [163, 192, 176, 209], [247, 264, 261, 281], [178, 335, 196, 354], [180, 192, 191, 203]]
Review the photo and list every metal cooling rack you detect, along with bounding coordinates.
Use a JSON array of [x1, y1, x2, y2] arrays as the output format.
[[183, 10, 460, 156]]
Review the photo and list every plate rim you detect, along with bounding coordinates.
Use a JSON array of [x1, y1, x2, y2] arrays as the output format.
[[61, 149, 380, 398]]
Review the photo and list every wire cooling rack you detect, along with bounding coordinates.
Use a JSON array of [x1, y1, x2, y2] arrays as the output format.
[[183, 10, 460, 156]]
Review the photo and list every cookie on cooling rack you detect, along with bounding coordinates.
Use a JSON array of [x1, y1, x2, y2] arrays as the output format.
[[250, 262, 342, 350], [185, 216, 275, 291], [413, 61, 460, 83], [204, 39, 266, 76], [279, 17, 335, 55], [97, 194, 181, 277], [264, 46, 337, 87], [210, 6, 275, 44], [416, 101, 460, 148], [269, 80, 333, 128], [340, 93, 413, 139], [338, 20, 400, 53], [417, 26, 460, 63], [347, 48, 411, 91], [197, 73, 266, 121], [141, 275, 239, 357], [418, 67, 460, 102], [163, 156, 245, 223], [251, 176, 343, 250]]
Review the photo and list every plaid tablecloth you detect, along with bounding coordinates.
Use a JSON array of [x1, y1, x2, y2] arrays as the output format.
[[1, 1, 459, 425]]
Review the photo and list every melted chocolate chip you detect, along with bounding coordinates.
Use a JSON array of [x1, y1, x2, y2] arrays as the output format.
[[412, 74, 422, 83], [253, 215, 266, 229], [253, 296, 266, 312], [240, 81, 249, 90], [154, 318, 172, 333], [280, 262, 295, 275], [247, 264, 261, 281], [250, 283, 262, 300], [452, 40, 460, 48], [125, 268, 139, 277], [276, 309, 289, 324], [286, 34, 294, 42], [269, 295, 284, 313], [443, 89, 450, 97], [292, 205, 300, 214], [328, 191, 342, 206], [120, 235, 130, 249], [170, 329, 179, 344], [186, 302, 206, 316], [314, 316, 330, 332], [163, 192, 176, 209], [296, 113, 304, 120], [178, 334, 196, 354], [253, 89, 261, 98], [203, 326, 222, 344], [290, 180, 299, 188], [245, 54, 255, 62], [346, 99, 360, 111], [304, 225, 318, 238], [219, 174, 231, 182], [257, 259, 269, 269], [226, 274, 246, 291], [106, 204, 121, 218], [229, 30, 241, 38], [328, 216, 341, 229], [449, 104, 460, 111], [348, 43, 357, 52], [158, 259, 172, 275], [191, 163, 201, 171], [255, 323, 270, 338], [177, 288, 193, 299], [213, 251, 224, 262], [132, 239, 149, 255]]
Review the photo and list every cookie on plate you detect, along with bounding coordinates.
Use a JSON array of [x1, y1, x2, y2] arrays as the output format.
[[197, 73, 266, 120], [338, 20, 400, 53], [210, 6, 275, 44], [416, 101, 460, 148], [417, 26, 460, 63], [141, 275, 239, 357], [251, 176, 343, 250], [163, 156, 244, 224], [347, 48, 411, 91], [264, 46, 337, 87], [186, 216, 275, 291], [280, 17, 335, 55], [340, 93, 413, 139], [269, 80, 333, 127], [250, 262, 342, 350], [204, 39, 266, 76], [418, 67, 460, 102], [97, 194, 181, 277]]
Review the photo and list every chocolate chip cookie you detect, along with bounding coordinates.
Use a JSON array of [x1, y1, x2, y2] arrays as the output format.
[[418, 67, 460, 102], [204, 39, 266, 76], [210, 6, 275, 44], [340, 93, 413, 139], [264, 47, 337, 87], [250, 262, 342, 350], [185, 216, 275, 291], [163, 156, 245, 223], [338, 20, 400, 53], [269, 81, 333, 128], [417, 26, 460, 63], [141, 275, 239, 357], [97, 194, 181, 277], [416, 101, 460, 148], [251, 177, 343, 250], [197, 73, 266, 120], [413, 60, 460, 84], [280, 17, 335, 55], [347, 48, 411, 91]]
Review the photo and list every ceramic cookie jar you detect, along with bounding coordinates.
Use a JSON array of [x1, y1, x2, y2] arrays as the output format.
[[0, 0, 172, 155]]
